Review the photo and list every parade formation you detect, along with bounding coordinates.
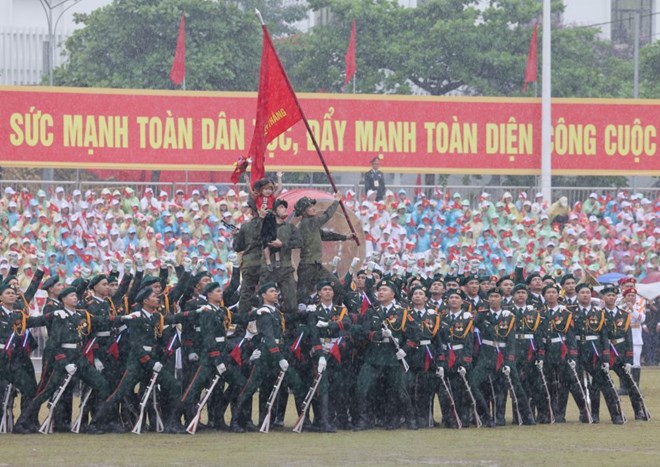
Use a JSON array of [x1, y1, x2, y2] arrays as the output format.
[[0, 179, 654, 436]]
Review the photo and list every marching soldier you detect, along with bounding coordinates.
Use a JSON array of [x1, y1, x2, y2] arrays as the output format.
[[354, 280, 416, 431], [601, 285, 649, 421], [541, 283, 590, 423], [13, 287, 111, 433], [574, 283, 623, 424]]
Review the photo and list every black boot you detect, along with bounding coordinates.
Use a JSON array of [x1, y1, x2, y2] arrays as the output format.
[[318, 394, 336, 433]]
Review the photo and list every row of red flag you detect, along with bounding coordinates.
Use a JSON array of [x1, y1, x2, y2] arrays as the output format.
[[168, 15, 539, 186]]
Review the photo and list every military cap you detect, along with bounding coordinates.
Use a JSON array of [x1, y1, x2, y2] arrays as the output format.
[[2, 275, 17, 286], [496, 275, 514, 287], [542, 283, 560, 295], [541, 274, 555, 283], [107, 273, 119, 285], [512, 283, 529, 294], [445, 288, 466, 300], [444, 274, 459, 285], [140, 276, 160, 289], [58, 286, 78, 302], [71, 277, 88, 292], [600, 284, 618, 296], [316, 279, 335, 292], [202, 281, 221, 297], [88, 274, 108, 290], [525, 272, 541, 285], [294, 197, 316, 217], [487, 287, 503, 297], [559, 273, 576, 285], [259, 282, 279, 294], [479, 275, 492, 284], [0, 283, 15, 295], [356, 269, 368, 277], [575, 283, 592, 294], [192, 271, 212, 287], [41, 276, 59, 291], [376, 279, 398, 294], [461, 274, 479, 287], [273, 199, 288, 211], [135, 287, 154, 304]]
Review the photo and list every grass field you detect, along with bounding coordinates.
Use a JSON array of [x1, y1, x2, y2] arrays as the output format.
[[3, 368, 660, 466]]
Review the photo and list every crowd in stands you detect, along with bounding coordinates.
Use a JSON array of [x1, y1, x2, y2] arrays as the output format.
[[0, 184, 657, 289]]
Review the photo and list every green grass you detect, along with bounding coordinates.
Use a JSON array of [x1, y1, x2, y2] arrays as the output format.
[[3, 368, 660, 466]]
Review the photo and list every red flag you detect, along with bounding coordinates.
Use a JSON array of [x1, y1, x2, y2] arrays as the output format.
[[495, 348, 504, 372], [344, 19, 357, 86], [330, 340, 342, 364], [244, 25, 303, 186], [170, 15, 186, 86], [360, 294, 369, 316], [448, 348, 456, 369], [414, 173, 422, 196], [107, 340, 119, 360], [229, 344, 242, 367], [523, 23, 538, 92]]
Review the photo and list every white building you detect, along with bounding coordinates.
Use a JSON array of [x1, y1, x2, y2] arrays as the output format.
[[1, 0, 658, 86]]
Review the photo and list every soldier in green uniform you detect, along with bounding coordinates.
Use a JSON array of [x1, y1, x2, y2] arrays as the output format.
[[510, 284, 549, 423], [541, 283, 590, 423], [427, 278, 447, 313], [232, 201, 263, 315], [166, 282, 246, 433], [440, 289, 476, 428], [526, 273, 545, 307], [88, 287, 186, 433], [295, 192, 357, 305], [601, 285, 649, 421], [472, 287, 535, 426], [13, 287, 111, 433], [405, 285, 443, 428], [574, 283, 623, 424], [230, 283, 306, 432], [307, 279, 352, 431], [354, 280, 417, 431]]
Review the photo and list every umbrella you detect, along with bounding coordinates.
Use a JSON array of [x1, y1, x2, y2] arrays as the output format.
[[597, 272, 625, 284], [640, 271, 660, 284]]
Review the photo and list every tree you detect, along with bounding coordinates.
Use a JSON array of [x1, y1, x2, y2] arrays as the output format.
[[639, 41, 660, 98], [53, 0, 307, 90]]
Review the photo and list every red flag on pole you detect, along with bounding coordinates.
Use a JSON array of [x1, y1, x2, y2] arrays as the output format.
[[344, 19, 357, 85], [170, 15, 186, 86], [523, 23, 538, 93], [241, 25, 303, 186]]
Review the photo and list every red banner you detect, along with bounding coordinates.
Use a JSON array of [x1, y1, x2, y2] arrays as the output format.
[[1, 86, 657, 176]]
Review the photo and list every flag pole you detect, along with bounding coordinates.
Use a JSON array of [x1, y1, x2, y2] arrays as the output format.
[[255, 10, 359, 245]]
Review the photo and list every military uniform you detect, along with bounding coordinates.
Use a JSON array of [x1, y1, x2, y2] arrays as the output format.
[[233, 216, 263, 315]]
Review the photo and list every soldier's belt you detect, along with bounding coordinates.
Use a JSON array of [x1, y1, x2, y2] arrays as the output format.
[[582, 335, 599, 342], [142, 346, 153, 352], [322, 337, 339, 344], [118, 325, 127, 333], [95, 331, 111, 337], [195, 327, 201, 332], [544, 337, 563, 344], [449, 344, 464, 350], [612, 337, 626, 345], [632, 324, 641, 329], [420, 340, 431, 346], [61, 343, 79, 349], [482, 339, 507, 348], [516, 334, 534, 339], [273, 339, 281, 344], [375, 338, 393, 345], [214, 337, 226, 343]]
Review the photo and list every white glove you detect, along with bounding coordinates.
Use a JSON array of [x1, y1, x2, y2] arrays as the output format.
[[457, 256, 468, 275], [316, 320, 329, 328], [298, 303, 308, 312], [458, 366, 467, 376], [135, 254, 144, 269], [350, 257, 361, 271], [7, 251, 19, 268], [54, 309, 67, 319], [94, 358, 104, 372], [109, 257, 120, 271], [80, 267, 92, 280], [436, 367, 444, 378], [249, 349, 262, 362], [331, 256, 341, 268], [216, 363, 227, 375], [381, 327, 393, 339], [188, 352, 199, 362], [279, 359, 289, 372], [123, 259, 133, 272], [65, 363, 77, 375], [601, 362, 610, 372], [502, 365, 511, 376], [535, 360, 544, 370], [317, 356, 327, 373], [568, 359, 576, 370], [192, 259, 203, 274], [306, 304, 316, 313], [153, 361, 163, 373], [624, 363, 632, 374], [182, 257, 192, 272], [367, 261, 376, 273], [395, 349, 407, 360]]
